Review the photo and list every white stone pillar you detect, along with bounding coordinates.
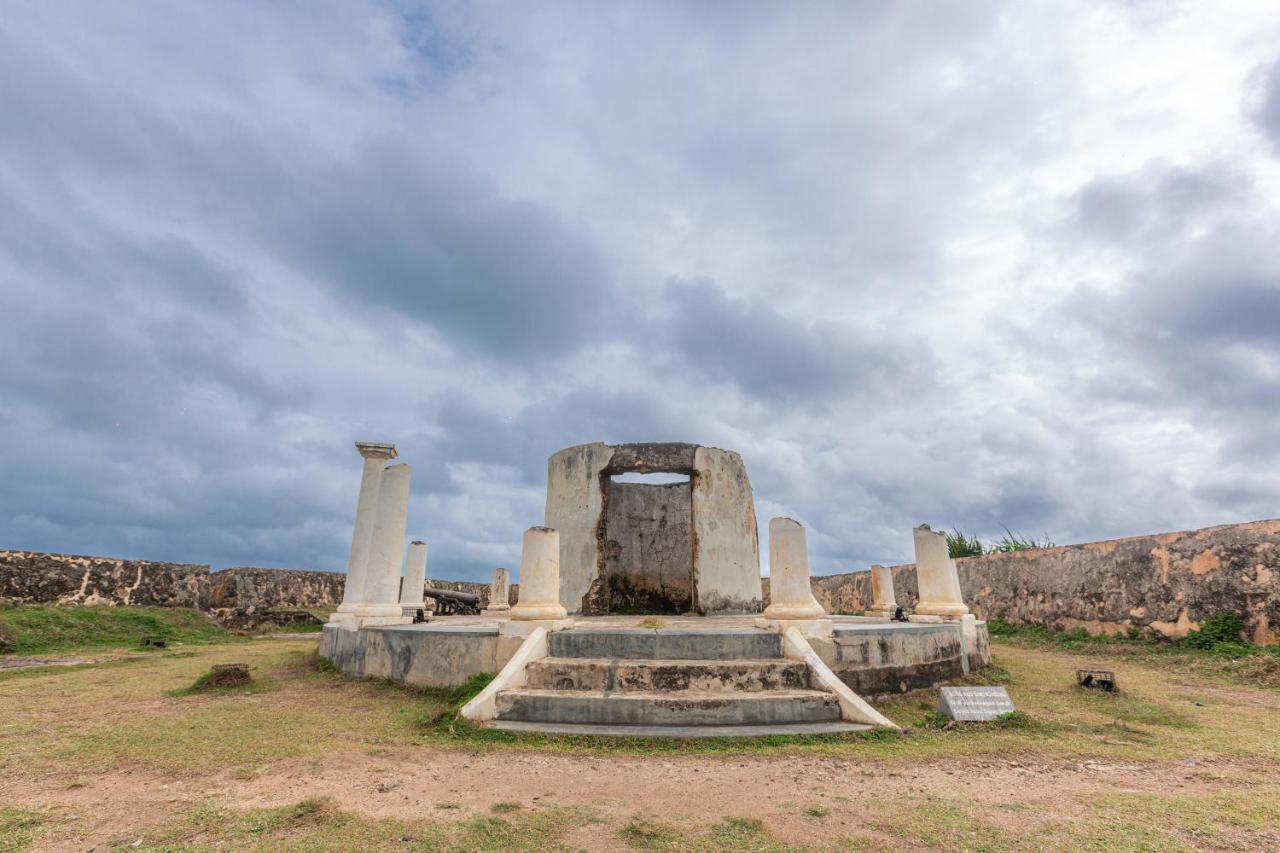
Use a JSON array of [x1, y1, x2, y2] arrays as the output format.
[[912, 524, 970, 617], [358, 463, 413, 621], [762, 517, 826, 620], [509, 527, 569, 621], [400, 539, 428, 615], [484, 567, 511, 614], [867, 564, 897, 618], [333, 441, 397, 619]]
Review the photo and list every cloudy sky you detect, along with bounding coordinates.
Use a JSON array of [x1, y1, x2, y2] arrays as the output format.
[[3, 1, 1279, 582]]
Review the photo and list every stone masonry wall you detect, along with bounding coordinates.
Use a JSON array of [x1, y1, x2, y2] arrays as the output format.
[[207, 568, 345, 611], [801, 519, 1280, 645], [0, 550, 209, 608], [5, 517, 1277, 644], [0, 552, 515, 616]]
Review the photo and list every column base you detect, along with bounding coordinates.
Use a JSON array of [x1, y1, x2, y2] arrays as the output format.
[[500, 618, 574, 638], [351, 603, 406, 618], [356, 615, 413, 628], [762, 600, 826, 621], [482, 605, 512, 617], [914, 601, 971, 618], [756, 617, 833, 638], [325, 612, 359, 629], [509, 603, 569, 621]]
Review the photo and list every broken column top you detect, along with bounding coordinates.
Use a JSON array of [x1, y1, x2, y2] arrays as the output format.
[[355, 441, 398, 459]]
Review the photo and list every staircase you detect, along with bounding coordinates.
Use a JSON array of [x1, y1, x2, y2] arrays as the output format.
[[490, 627, 871, 737]]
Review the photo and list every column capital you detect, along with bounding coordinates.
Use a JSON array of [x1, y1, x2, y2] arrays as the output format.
[[355, 441, 398, 460]]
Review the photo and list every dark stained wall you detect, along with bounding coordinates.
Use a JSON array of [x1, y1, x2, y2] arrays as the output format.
[[590, 481, 694, 614]]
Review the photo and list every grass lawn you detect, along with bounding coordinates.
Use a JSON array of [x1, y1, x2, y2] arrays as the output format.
[[0, 604, 232, 656], [1, 624, 1277, 850]]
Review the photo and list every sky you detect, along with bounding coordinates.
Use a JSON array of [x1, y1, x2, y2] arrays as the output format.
[[2, 1, 1280, 582]]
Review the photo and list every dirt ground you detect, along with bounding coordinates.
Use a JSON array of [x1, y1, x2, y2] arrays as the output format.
[[2, 638, 1278, 851]]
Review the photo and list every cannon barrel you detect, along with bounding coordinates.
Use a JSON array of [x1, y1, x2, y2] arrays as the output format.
[[423, 588, 480, 605]]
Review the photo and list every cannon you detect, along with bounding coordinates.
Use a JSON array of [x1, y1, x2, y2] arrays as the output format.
[[423, 587, 482, 616]]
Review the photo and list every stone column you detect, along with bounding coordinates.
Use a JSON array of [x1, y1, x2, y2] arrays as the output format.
[[509, 527, 569, 621], [358, 463, 413, 621], [762, 517, 826, 620], [400, 539, 428, 615], [333, 441, 397, 619], [912, 524, 970, 617], [867, 564, 897, 618], [484, 567, 511, 614]]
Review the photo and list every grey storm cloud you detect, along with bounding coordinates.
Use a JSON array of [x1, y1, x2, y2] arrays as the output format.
[[265, 141, 619, 361], [660, 277, 930, 404], [2, 1, 1279, 581], [1252, 55, 1280, 150]]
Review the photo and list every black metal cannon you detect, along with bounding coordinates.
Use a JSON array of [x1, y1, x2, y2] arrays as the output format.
[[423, 588, 481, 616]]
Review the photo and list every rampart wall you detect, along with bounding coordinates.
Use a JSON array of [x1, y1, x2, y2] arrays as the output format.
[[4, 517, 1276, 643]]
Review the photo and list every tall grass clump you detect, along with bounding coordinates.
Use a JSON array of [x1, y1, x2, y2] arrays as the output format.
[[946, 529, 984, 558], [987, 528, 1055, 553]]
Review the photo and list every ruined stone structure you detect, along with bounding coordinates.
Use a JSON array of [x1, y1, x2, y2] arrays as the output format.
[[544, 442, 762, 615], [399, 540, 429, 616], [326, 441, 429, 630]]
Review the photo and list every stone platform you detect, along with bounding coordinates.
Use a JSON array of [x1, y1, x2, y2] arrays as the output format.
[[321, 614, 990, 736]]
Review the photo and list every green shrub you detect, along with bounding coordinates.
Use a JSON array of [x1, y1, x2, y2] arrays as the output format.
[[1179, 612, 1246, 652]]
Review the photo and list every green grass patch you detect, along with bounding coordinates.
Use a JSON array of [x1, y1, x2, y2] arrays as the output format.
[[266, 620, 325, 635], [0, 604, 231, 656], [0, 807, 45, 851], [168, 666, 274, 697], [987, 616, 1280, 688], [128, 794, 605, 851], [619, 814, 685, 849], [872, 795, 1018, 851]]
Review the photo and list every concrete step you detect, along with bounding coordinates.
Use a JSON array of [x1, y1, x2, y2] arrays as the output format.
[[548, 627, 783, 660], [495, 688, 841, 726], [488, 720, 871, 738], [525, 657, 811, 692]]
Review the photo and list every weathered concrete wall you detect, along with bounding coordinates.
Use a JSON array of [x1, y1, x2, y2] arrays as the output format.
[[691, 446, 762, 614], [595, 481, 694, 613], [0, 550, 208, 607], [321, 623, 501, 687], [812, 622, 991, 700], [546, 442, 761, 615], [545, 442, 615, 613], [800, 519, 1280, 645]]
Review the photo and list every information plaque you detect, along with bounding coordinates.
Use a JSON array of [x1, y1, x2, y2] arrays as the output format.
[[938, 686, 1015, 722]]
